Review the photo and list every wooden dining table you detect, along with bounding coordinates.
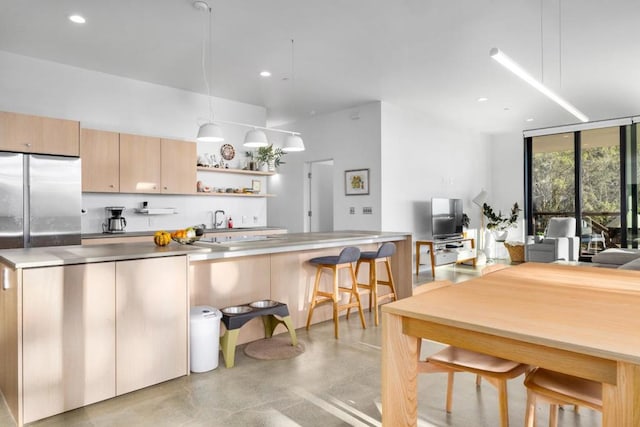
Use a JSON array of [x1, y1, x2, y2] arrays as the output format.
[[381, 262, 640, 426]]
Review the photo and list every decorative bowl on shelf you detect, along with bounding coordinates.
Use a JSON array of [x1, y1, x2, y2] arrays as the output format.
[[171, 236, 201, 245]]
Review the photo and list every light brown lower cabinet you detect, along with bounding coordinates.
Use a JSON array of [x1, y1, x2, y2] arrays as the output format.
[[22, 263, 116, 424], [12, 256, 188, 425], [115, 256, 188, 395]]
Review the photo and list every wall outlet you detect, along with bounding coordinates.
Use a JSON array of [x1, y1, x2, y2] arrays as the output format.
[[363, 207, 372, 214], [349, 207, 355, 214], [242, 215, 247, 224], [253, 216, 259, 224]]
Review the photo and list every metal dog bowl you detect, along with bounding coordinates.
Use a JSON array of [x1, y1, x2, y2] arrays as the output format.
[[221, 305, 253, 315], [249, 300, 279, 309]]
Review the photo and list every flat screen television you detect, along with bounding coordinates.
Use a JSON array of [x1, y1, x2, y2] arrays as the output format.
[[431, 198, 463, 239]]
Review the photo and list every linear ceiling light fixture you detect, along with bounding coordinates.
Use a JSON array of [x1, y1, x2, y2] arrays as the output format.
[[195, 1, 224, 142], [489, 48, 588, 123]]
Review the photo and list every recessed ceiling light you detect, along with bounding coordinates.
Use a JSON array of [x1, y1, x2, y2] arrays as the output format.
[[68, 14, 86, 24], [259, 70, 271, 77], [525, 118, 534, 122], [477, 97, 488, 102]]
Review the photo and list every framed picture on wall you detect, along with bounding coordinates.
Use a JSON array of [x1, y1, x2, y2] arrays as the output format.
[[345, 168, 369, 195], [251, 179, 261, 192]]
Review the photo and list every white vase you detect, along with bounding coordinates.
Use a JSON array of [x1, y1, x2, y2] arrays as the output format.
[[492, 230, 509, 242], [260, 162, 268, 172]]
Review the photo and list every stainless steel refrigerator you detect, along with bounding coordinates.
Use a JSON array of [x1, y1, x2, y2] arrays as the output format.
[[0, 152, 81, 249]]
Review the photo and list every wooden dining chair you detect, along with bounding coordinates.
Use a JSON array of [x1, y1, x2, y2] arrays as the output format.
[[414, 280, 528, 427], [524, 367, 602, 427]]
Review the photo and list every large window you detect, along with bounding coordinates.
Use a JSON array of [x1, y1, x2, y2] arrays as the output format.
[[525, 124, 631, 259], [530, 132, 575, 235], [581, 127, 620, 253]]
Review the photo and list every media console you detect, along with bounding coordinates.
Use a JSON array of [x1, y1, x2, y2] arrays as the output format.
[[415, 236, 476, 277]]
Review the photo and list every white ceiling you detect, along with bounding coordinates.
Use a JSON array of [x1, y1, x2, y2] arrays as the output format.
[[2, 0, 640, 135]]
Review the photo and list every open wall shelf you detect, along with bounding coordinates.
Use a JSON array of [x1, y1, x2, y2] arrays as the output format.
[[197, 167, 275, 176], [193, 192, 275, 198]]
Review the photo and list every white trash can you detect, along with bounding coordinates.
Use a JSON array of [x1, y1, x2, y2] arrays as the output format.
[[189, 306, 221, 373]]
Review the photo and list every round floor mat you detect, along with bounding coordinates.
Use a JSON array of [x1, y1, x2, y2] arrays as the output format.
[[243, 336, 305, 360]]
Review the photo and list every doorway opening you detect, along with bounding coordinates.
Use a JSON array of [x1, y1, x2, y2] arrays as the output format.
[[305, 159, 334, 232]]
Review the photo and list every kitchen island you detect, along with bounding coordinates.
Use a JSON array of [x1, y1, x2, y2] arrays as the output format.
[[0, 231, 411, 426]]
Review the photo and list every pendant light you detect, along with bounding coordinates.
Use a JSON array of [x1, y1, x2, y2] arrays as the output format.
[[243, 128, 268, 148], [195, 1, 224, 142], [282, 38, 305, 152], [283, 133, 304, 152]]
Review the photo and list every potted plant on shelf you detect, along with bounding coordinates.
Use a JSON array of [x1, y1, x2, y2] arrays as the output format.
[[482, 202, 520, 242], [255, 144, 286, 171]]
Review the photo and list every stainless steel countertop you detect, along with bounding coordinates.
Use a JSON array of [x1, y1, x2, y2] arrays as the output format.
[[188, 231, 411, 261], [0, 242, 209, 269], [81, 227, 286, 239], [0, 231, 411, 269]]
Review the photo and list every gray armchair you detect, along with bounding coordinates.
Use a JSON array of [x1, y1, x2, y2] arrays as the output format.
[[525, 217, 580, 262]]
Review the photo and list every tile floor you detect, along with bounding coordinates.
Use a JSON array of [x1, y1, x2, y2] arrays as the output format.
[[0, 262, 602, 426]]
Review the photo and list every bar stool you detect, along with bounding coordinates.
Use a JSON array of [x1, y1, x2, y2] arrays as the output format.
[[305, 246, 366, 339], [348, 242, 397, 326]]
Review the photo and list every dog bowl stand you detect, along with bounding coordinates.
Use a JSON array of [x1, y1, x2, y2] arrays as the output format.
[[220, 302, 297, 368]]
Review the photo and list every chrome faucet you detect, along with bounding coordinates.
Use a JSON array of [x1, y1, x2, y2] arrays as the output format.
[[214, 210, 226, 229]]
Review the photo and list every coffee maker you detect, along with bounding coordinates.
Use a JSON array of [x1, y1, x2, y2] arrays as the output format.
[[102, 206, 127, 233]]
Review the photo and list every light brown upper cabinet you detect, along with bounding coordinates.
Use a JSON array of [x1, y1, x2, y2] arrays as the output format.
[[0, 111, 79, 156], [160, 138, 196, 194], [80, 129, 120, 192], [119, 133, 161, 193]]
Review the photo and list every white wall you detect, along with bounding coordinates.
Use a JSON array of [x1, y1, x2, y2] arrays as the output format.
[[488, 131, 526, 242], [273, 100, 495, 242], [0, 51, 269, 233], [380, 102, 492, 236], [270, 102, 382, 232]]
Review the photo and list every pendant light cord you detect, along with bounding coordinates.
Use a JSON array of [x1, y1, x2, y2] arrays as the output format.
[[558, 0, 562, 89], [201, 5, 213, 121], [290, 38, 295, 107], [540, 0, 544, 82]]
